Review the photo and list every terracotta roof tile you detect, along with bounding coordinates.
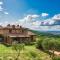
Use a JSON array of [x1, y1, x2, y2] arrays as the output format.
[[8, 34, 30, 37], [28, 31, 36, 35]]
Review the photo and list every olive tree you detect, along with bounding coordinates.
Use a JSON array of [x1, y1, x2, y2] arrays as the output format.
[[12, 43, 25, 60]]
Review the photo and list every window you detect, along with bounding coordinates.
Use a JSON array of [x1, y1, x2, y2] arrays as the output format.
[[11, 30, 16, 33], [16, 30, 20, 33], [19, 30, 22, 33]]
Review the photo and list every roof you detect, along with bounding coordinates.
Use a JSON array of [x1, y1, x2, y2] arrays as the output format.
[[8, 34, 30, 37], [28, 31, 36, 35]]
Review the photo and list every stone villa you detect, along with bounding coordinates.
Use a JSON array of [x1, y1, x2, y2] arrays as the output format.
[[0, 24, 36, 45]]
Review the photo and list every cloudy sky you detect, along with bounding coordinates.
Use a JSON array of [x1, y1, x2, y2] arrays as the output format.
[[0, 0, 60, 31]]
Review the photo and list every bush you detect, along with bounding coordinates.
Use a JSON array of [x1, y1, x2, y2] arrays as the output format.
[[29, 51, 41, 60], [42, 38, 60, 51], [36, 38, 44, 50], [53, 56, 60, 60], [25, 42, 35, 45], [5, 44, 11, 47], [41, 38, 60, 59], [30, 51, 37, 58], [42, 38, 51, 51]]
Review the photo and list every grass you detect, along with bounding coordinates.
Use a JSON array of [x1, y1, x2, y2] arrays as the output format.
[[25, 45, 52, 60], [0, 44, 52, 60]]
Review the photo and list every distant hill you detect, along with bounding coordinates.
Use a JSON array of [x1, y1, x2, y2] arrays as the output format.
[[29, 30, 60, 37]]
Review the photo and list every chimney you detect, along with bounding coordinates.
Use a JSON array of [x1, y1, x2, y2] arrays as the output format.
[[17, 25, 19, 27], [12, 25, 15, 28], [20, 26, 22, 28], [7, 24, 10, 27], [0, 25, 2, 28]]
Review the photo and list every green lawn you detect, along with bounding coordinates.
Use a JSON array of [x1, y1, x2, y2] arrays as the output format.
[[0, 44, 52, 60]]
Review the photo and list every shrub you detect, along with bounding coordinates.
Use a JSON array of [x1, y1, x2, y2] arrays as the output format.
[[42, 38, 60, 59], [42, 38, 60, 51], [36, 38, 44, 50], [5, 44, 11, 47], [29, 51, 41, 60], [12, 43, 25, 60], [29, 51, 37, 58], [53, 56, 60, 60], [25, 42, 35, 45]]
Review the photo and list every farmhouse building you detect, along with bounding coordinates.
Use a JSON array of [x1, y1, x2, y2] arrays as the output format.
[[0, 24, 36, 44]]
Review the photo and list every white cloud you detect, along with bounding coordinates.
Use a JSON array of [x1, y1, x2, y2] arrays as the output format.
[[0, 1, 8, 15], [17, 14, 39, 29], [0, 6, 3, 11], [18, 14, 39, 23], [1, 14, 60, 31], [32, 21, 41, 26], [4, 12, 9, 15], [0, 21, 9, 27], [25, 14, 39, 21], [49, 20, 55, 25], [0, 23, 2, 25], [43, 19, 55, 25], [32, 15, 39, 18], [3, 21, 9, 26], [41, 13, 49, 17], [52, 14, 60, 20], [18, 14, 54, 28], [0, 1, 3, 5], [17, 14, 60, 31], [17, 14, 52, 30]]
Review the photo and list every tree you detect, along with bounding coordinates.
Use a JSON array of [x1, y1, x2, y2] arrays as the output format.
[[12, 43, 25, 60], [42, 37, 60, 59], [36, 36, 45, 50], [36, 39, 43, 49]]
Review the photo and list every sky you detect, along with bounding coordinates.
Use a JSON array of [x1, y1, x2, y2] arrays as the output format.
[[0, 0, 60, 31]]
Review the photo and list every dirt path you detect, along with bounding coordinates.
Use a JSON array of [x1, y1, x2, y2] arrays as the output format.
[[49, 50, 60, 56]]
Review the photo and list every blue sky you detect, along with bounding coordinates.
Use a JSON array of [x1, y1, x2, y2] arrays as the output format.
[[0, 0, 60, 31], [3, 0, 60, 19]]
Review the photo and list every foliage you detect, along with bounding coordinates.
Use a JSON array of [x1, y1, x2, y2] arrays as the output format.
[[25, 42, 35, 45], [12, 43, 25, 60], [12, 43, 25, 51], [29, 51, 41, 60], [36, 38, 43, 49], [36, 35, 60, 60], [42, 38, 60, 51], [53, 56, 60, 60], [0, 44, 52, 60], [41, 37, 60, 59]]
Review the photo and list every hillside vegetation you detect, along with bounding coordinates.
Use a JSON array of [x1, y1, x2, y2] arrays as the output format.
[[0, 30, 60, 60], [0, 44, 52, 60], [31, 30, 60, 60]]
